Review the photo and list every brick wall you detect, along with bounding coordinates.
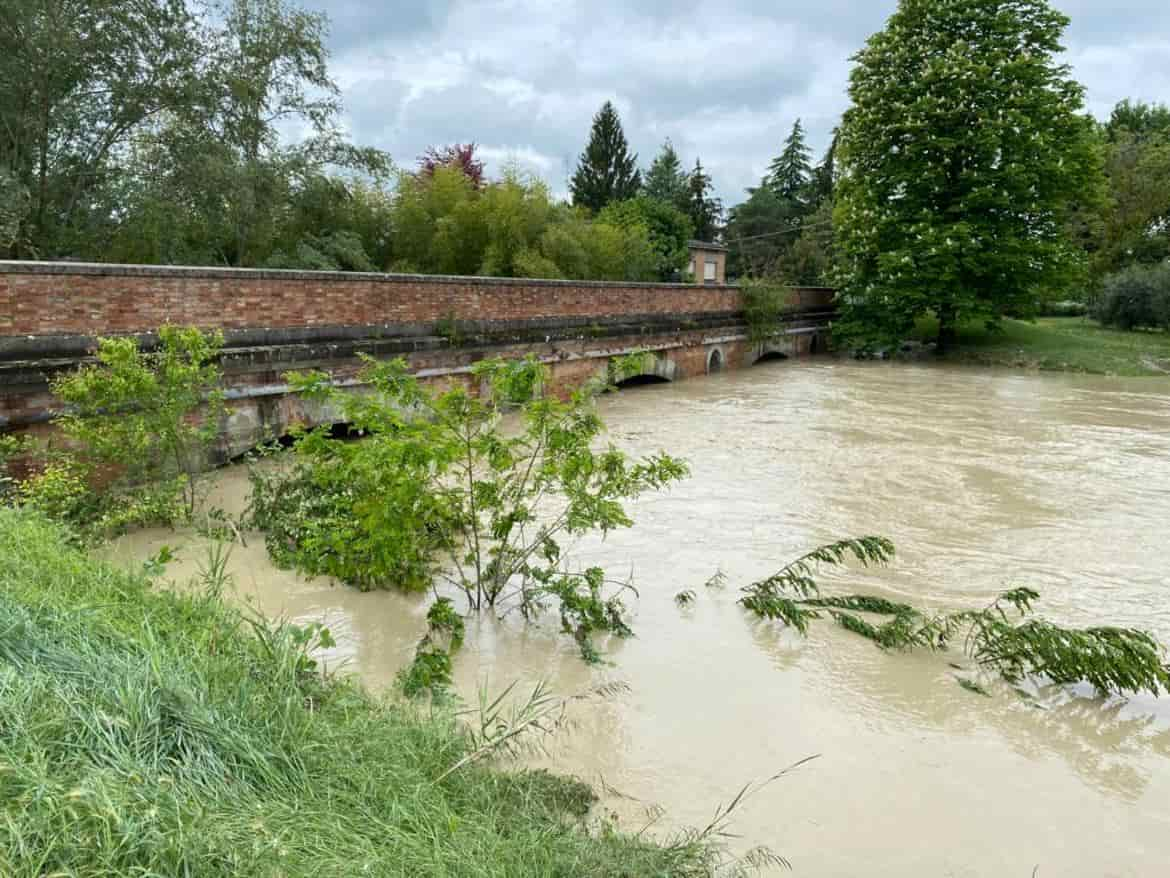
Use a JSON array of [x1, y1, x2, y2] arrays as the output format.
[[0, 261, 809, 338]]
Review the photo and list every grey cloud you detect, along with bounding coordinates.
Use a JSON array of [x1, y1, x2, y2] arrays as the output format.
[[319, 0, 1170, 204]]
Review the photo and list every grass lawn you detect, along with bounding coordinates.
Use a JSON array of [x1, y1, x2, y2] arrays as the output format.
[[911, 316, 1170, 376], [0, 508, 716, 877]]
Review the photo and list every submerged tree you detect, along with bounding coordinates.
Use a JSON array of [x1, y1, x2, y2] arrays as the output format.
[[570, 101, 641, 212], [834, 0, 1104, 351], [738, 538, 1170, 698], [255, 354, 688, 663]]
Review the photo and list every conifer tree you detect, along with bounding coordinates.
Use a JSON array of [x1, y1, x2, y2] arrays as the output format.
[[767, 119, 813, 203], [641, 139, 689, 212], [686, 158, 722, 241], [570, 101, 641, 212]]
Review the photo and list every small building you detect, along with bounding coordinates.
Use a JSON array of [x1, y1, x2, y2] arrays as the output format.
[[687, 240, 728, 285]]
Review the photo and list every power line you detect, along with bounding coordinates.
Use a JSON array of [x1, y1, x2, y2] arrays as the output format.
[[732, 218, 834, 244]]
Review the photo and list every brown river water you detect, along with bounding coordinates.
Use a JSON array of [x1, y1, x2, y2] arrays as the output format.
[[106, 360, 1170, 877]]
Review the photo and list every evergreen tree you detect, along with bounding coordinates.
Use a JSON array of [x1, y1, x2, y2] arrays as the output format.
[[686, 158, 722, 241], [767, 119, 813, 203], [570, 101, 641, 212], [641, 139, 689, 212], [808, 128, 839, 209], [834, 0, 1103, 351]]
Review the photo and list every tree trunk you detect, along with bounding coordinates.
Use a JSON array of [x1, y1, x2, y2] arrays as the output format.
[[936, 304, 957, 353]]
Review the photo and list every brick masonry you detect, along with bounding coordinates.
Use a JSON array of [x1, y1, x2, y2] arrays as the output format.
[[0, 261, 801, 337], [0, 261, 835, 456]]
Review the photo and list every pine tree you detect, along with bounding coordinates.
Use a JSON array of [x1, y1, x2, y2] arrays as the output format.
[[767, 119, 813, 203], [686, 158, 722, 241], [834, 0, 1104, 351], [570, 101, 641, 212], [641, 139, 689, 212]]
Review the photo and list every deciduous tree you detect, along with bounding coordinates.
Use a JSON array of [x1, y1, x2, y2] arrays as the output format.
[[834, 0, 1104, 350]]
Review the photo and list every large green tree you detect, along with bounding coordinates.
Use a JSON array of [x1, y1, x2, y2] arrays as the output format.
[[0, 0, 199, 257], [641, 139, 689, 212], [767, 119, 813, 204], [1091, 100, 1170, 275], [834, 0, 1103, 350], [569, 101, 641, 212], [107, 0, 388, 267], [599, 196, 693, 281]]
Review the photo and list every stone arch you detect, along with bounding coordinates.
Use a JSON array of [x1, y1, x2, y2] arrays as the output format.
[[611, 353, 679, 388], [706, 346, 725, 375], [747, 337, 796, 366]]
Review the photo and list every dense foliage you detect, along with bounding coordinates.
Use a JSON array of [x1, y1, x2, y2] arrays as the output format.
[[0, 507, 724, 876], [598, 195, 693, 281], [15, 327, 226, 536], [1092, 262, 1170, 331], [725, 124, 835, 284], [387, 164, 665, 281], [833, 0, 1104, 350]]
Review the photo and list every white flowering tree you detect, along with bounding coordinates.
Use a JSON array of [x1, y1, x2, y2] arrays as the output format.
[[833, 0, 1104, 350]]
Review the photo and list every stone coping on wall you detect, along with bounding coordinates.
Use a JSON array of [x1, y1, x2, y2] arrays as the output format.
[[0, 259, 836, 294], [0, 259, 834, 291]]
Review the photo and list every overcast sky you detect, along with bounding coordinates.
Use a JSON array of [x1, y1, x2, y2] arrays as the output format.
[[320, 0, 1170, 204]]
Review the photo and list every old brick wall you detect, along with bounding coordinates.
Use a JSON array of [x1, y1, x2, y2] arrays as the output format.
[[0, 261, 774, 338]]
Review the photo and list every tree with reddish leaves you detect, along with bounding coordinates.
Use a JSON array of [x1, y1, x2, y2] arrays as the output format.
[[417, 143, 485, 188]]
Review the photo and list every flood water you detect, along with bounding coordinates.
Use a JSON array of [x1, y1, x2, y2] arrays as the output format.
[[107, 360, 1170, 877]]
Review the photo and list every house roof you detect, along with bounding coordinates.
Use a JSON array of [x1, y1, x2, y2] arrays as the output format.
[[687, 239, 729, 252]]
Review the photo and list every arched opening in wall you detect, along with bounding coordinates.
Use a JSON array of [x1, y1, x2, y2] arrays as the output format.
[[614, 374, 671, 389], [707, 348, 725, 375], [753, 351, 789, 365], [231, 421, 361, 461]]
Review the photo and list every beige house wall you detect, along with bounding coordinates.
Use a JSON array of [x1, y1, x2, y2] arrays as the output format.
[[687, 244, 727, 285]]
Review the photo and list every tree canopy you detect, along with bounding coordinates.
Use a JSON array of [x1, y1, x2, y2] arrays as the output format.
[[834, 0, 1104, 349]]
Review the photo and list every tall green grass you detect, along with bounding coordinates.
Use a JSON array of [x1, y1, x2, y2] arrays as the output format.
[[0, 508, 713, 876]]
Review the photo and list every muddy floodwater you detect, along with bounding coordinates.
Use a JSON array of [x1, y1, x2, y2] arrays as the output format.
[[107, 360, 1170, 876]]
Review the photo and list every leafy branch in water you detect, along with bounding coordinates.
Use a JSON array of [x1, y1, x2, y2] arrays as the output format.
[[738, 538, 1170, 697], [400, 598, 467, 698]]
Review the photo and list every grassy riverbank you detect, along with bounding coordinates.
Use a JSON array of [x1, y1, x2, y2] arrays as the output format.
[[911, 316, 1170, 376], [0, 508, 711, 877]]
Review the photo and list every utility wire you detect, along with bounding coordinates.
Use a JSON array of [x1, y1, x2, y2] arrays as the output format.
[[732, 218, 834, 244]]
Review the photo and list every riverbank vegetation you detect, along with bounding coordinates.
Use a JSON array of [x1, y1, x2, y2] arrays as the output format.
[[0, 507, 729, 877], [909, 316, 1170, 376], [13, 328, 227, 539]]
